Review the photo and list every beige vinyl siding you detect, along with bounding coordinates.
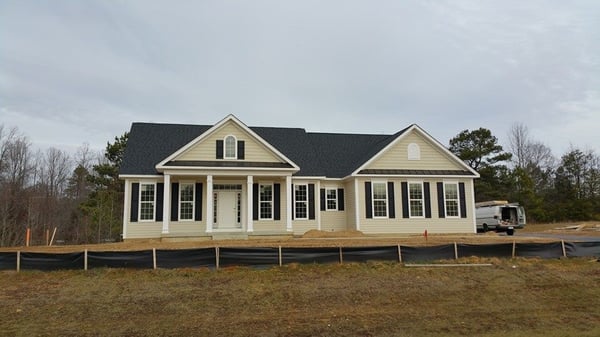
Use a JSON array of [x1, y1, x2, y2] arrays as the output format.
[[356, 177, 475, 234], [169, 222, 206, 235], [176, 121, 282, 162], [366, 131, 464, 171], [320, 183, 347, 232], [126, 222, 163, 239], [344, 180, 357, 230]]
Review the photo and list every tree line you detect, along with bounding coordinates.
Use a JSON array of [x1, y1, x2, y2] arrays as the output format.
[[0, 122, 598, 247], [0, 125, 127, 247]]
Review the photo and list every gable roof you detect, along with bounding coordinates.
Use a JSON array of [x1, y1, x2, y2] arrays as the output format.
[[119, 119, 477, 178]]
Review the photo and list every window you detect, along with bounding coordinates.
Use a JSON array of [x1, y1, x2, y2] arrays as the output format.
[[409, 182, 424, 217], [408, 143, 420, 160], [372, 182, 388, 218], [224, 135, 237, 159], [259, 184, 273, 220], [139, 183, 155, 221], [179, 183, 194, 221], [295, 184, 308, 219], [326, 188, 337, 211], [444, 182, 460, 217]]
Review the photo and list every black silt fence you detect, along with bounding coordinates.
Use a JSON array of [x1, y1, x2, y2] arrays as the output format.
[[156, 248, 216, 269], [87, 250, 154, 269], [457, 243, 514, 258], [564, 242, 600, 258], [0, 252, 17, 270], [400, 244, 455, 262], [341, 246, 399, 263], [20, 252, 84, 271], [515, 242, 564, 259], [219, 247, 279, 268], [282, 247, 341, 264]]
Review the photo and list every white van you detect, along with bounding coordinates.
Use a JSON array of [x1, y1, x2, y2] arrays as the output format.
[[475, 201, 526, 236]]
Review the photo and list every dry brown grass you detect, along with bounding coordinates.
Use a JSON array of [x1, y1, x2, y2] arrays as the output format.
[[1, 258, 599, 337]]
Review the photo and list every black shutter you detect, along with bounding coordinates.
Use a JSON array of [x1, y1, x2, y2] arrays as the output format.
[[387, 182, 395, 219], [320, 188, 326, 211], [437, 182, 445, 218], [459, 182, 467, 218], [171, 183, 179, 221], [274, 183, 281, 220], [156, 183, 164, 221], [424, 182, 431, 218], [195, 183, 203, 221], [365, 182, 372, 219], [237, 140, 245, 159], [130, 183, 139, 222], [216, 140, 224, 159], [401, 182, 409, 218], [253, 183, 259, 221], [308, 184, 315, 220], [337, 188, 344, 211], [291, 184, 295, 220]]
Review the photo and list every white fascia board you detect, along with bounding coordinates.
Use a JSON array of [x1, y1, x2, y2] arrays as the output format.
[[350, 124, 479, 178], [291, 176, 327, 181], [155, 114, 300, 171], [353, 174, 478, 179], [119, 174, 163, 180], [163, 169, 295, 177]]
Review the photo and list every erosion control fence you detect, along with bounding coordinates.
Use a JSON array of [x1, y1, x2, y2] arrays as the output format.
[[1, 241, 599, 272]]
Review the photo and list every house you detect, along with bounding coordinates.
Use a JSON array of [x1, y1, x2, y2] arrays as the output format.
[[119, 114, 479, 240]]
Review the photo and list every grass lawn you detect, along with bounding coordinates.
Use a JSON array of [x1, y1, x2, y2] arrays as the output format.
[[1, 258, 599, 337]]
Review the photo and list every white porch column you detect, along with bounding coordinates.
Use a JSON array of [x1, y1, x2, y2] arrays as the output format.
[[247, 176, 254, 232], [316, 180, 321, 230], [162, 174, 171, 234], [354, 179, 361, 231], [206, 175, 213, 233], [286, 176, 292, 232], [122, 180, 130, 240]]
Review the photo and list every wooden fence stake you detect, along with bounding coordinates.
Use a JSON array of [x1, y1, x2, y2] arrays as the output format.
[[339, 246, 343, 264], [25, 228, 30, 247], [153, 248, 157, 270], [398, 244, 402, 263], [215, 247, 220, 270], [454, 242, 459, 260], [84, 249, 88, 271], [512, 241, 516, 258], [49, 228, 57, 246], [561, 240, 567, 258], [278, 246, 282, 267], [16, 251, 20, 273]]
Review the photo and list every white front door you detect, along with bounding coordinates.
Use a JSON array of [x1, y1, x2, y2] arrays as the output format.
[[216, 191, 241, 229]]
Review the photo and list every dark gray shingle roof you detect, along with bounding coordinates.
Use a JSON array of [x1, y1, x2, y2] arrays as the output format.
[[119, 122, 408, 178]]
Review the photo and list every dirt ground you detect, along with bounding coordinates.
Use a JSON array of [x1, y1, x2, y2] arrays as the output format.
[[1, 221, 598, 253]]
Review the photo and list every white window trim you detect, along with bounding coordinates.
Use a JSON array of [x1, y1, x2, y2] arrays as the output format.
[[408, 181, 425, 218], [224, 135, 237, 159], [259, 183, 273, 221], [139, 182, 156, 222], [443, 181, 461, 218], [294, 183, 309, 220], [325, 188, 338, 211], [371, 181, 388, 219], [178, 181, 195, 222]]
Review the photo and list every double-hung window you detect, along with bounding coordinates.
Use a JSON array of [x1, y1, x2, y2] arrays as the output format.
[[179, 183, 195, 221], [259, 184, 273, 220], [408, 182, 424, 217], [294, 184, 308, 219], [139, 183, 156, 221], [444, 182, 460, 217], [326, 188, 337, 211], [372, 182, 388, 218]]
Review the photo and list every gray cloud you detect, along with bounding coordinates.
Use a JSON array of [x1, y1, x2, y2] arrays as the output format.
[[1, 0, 598, 156]]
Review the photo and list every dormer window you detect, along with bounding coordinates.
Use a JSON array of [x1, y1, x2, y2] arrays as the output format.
[[224, 135, 237, 159], [216, 136, 245, 160]]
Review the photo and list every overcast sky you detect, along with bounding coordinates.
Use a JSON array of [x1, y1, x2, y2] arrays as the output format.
[[1, 1, 599, 158]]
